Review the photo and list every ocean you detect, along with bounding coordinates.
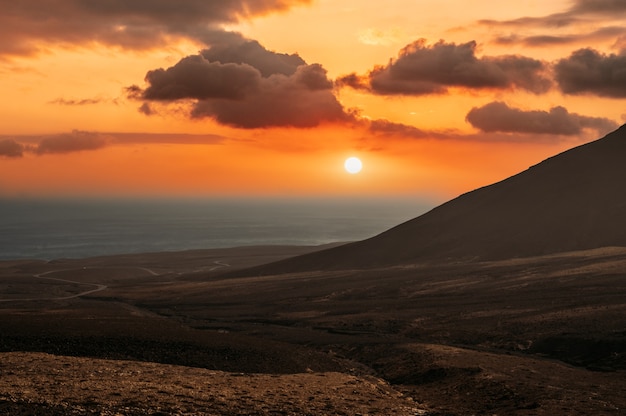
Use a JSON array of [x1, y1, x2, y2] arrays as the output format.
[[0, 197, 433, 260]]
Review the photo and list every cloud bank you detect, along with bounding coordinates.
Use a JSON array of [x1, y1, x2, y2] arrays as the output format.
[[0, 0, 310, 56], [34, 131, 109, 155]]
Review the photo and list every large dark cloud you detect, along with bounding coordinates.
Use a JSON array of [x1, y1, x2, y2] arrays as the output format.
[[555, 48, 626, 97], [0, 139, 25, 157], [338, 39, 551, 95], [0, 0, 310, 56], [466, 101, 618, 135], [189, 64, 348, 128], [35, 131, 108, 154], [140, 37, 312, 103], [132, 39, 349, 128]]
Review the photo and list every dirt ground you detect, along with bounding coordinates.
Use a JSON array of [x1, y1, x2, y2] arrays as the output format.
[[0, 351, 422, 415], [0, 246, 625, 415]]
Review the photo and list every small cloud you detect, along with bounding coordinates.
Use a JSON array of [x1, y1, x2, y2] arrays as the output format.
[[358, 27, 403, 46], [49, 97, 105, 106], [138, 102, 154, 116], [0, 139, 25, 158], [367, 119, 430, 138], [466, 101, 618, 135], [34, 131, 108, 155]]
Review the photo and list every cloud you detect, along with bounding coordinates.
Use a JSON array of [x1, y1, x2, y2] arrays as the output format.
[[49, 97, 112, 106], [554, 48, 626, 97], [0, 139, 25, 157], [477, 14, 584, 31], [479, 0, 626, 29], [494, 26, 626, 47], [338, 39, 551, 95], [481, 0, 626, 49], [200, 39, 306, 77], [34, 131, 108, 154], [571, 0, 626, 14], [0, 0, 310, 56], [138, 102, 154, 116], [142, 55, 262, 101], [189, 64, 348, 128], [367, 119, 428, 138], [366, 119, 455, 140], [132, 38, 350, 128], [466, 101, 618, 135], [361, 117, 601, 145]]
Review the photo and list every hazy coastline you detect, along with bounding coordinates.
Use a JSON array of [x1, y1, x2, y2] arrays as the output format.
[[0, 196, 432, 260]]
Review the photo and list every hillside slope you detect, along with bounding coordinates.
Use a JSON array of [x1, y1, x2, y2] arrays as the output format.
[[252, 124, 626, 272]]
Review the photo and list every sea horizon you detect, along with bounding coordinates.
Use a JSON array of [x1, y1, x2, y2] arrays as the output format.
[[0, 196, 434, 261]]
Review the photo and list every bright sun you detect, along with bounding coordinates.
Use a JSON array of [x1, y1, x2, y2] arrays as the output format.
[[344, 156, 363, 174]]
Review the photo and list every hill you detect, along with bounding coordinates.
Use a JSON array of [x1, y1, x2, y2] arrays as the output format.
[[250, 124, 626, 272]]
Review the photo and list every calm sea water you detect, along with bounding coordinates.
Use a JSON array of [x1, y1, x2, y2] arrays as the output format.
[[0, 197, 433, 260]]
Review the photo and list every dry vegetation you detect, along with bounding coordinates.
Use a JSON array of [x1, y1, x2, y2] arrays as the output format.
[[0, 246, 625, 414]]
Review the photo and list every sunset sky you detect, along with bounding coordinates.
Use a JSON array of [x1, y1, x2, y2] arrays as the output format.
[[1, 0, 625, 200]]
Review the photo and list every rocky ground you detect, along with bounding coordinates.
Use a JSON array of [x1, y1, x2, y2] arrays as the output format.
[[0, 352, 423, 416], [0, 246, 625, 415]]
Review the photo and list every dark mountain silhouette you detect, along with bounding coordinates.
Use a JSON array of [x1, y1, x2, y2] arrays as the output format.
[[250, 124, 626, 273]]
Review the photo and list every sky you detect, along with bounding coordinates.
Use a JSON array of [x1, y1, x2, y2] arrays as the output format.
[[1, 0, 625, 200]]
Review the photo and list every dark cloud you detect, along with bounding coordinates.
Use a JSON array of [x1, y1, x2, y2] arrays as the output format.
[[133, 40, 349, 128], [0, 139, 24, 157], [200, 39, 305, 77], [466, 101, 618, 135], [338, 39, 551, 95], [35, 131, 108, 154], [0, 0, 310, 56], [142, 55, 262, 100], [190, 64, 349, 128], [138, 37, 307, 101], [555, 48, 626, 97]]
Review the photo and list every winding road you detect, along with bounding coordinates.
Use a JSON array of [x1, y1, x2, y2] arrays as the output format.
[[0, 270, 108, 303], [209, 260, 231, 271], [0, 260, 231, 302]]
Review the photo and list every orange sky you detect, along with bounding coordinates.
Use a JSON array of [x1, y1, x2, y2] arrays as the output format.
[[1, 0, 625, 199]]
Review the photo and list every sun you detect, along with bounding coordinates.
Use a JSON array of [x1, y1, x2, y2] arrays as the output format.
[[344, 156, 363, 174]]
